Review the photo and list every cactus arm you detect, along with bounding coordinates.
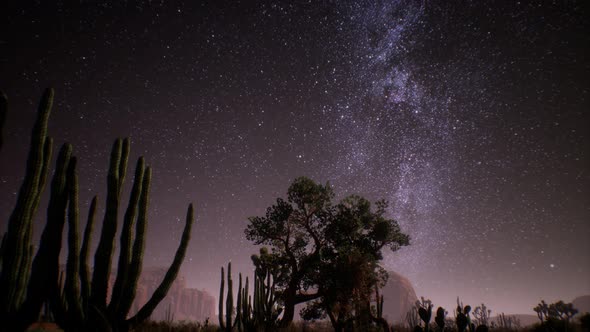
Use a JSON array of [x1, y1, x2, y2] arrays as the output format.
[[20, 143, 71, 326], [118, 138, 130, 189], [127, 203, 194, 327], [109, 157, 145, 314], [30, 138, 53, 215], [64, 157, 84, 324], [118, 167, 151, 318], [0, 88, 53, 315], [219, 266, 225, 330], [80, 196, 97, 311], [236, 273, 242, 332], [91, 138, 125, 308], [226, 262, 233, 332]]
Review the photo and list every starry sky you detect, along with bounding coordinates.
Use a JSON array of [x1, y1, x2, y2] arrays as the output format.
[[1, 1, 588, 315]]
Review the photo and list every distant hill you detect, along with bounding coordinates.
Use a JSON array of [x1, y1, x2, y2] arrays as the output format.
[[573, 295, 590, 315], [490, 314, 539, 327]]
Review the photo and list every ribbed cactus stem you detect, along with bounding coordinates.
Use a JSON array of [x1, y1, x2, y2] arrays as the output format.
[[118, 166, 151, 318], [226, 262, 233, 332], [64, 157, 84, 325], [30, 138, 53, 216], [236, 273, 243, 332], [20, 143, 71, 326], [127, 203, 194, 327], [79, 196, 97, 311], [0, 88, 53, 315], [219, 266, 225, 330], [109, 157, 145, 314], [91, 138, 128, 308]]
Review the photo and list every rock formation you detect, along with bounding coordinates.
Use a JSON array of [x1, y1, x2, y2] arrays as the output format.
[[108, 267, 215, 322], [573, 295, 590, 315], [380, 270, 419, 324]]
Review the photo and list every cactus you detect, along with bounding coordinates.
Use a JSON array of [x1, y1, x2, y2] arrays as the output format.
[[455, 298, 472, 332], [419, 305, 432, 332], [0, 89, 195, 332], [0, 88, 53, 322], [219, 266, 226, 330], [251, 248, 282, 330], [80, 196, 98, 312], [109, 157, 145, 314], [64, 157, 84, 325], [218, 262, 237, 332], [91, 138, 130, 308], [435, 307, 446, 331]]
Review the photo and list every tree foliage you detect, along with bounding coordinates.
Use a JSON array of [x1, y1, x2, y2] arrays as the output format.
[[245, 177, 410, 328]]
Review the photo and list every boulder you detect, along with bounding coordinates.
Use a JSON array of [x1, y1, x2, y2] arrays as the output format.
[[381, 270, 419, 324], [573, 295, 590, 315], [108, 267, 215, 322]]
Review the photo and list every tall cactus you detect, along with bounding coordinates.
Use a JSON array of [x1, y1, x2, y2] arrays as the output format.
[[0, 89, 196, 332], [219, 261, 240, 332], [0, 88, 53, 319], [127, 203, 194, 326], [109, 157, 145, 314], [219, 265, 226, 330], [64, 157, 84, 325], [21, 143, 71, 326], [91, 138, 130, 308], [80, 196, 98, 312]]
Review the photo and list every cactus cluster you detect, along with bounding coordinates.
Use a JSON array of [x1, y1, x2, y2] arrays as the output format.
[[407, 297, 492, 332], [0, 89, 195, 332], [218, 249, 283, 332]]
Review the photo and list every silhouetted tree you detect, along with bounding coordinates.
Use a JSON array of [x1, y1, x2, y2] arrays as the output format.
[[245, 177, 409, 328]]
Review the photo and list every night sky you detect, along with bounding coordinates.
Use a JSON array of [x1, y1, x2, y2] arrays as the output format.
[[1, 1, 588, 315]]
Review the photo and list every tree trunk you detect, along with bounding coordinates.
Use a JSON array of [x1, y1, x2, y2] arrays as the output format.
[[279, 288, 297, 327]]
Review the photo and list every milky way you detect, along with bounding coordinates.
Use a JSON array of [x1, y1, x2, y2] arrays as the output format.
[[1, 1, 588, 314]]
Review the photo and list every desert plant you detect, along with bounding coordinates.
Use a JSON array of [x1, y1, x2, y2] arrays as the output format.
[[533, 300, 577, 332], [406, 306, 420, 330], [455, 298, 472, 332], [496, 312, 520, 331], [0, 89, 195, 332], [434, 307, 446, 332], [218, 262, 236, 332], [472, 303, 491, 327]]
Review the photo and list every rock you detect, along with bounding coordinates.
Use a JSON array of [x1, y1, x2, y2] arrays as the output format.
[[381, 270, 419, 324], [108, 267, 215, 322], [573, 295, 590, 315]]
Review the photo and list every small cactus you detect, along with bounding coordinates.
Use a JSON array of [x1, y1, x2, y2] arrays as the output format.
[[435, 307, 446, 331]]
